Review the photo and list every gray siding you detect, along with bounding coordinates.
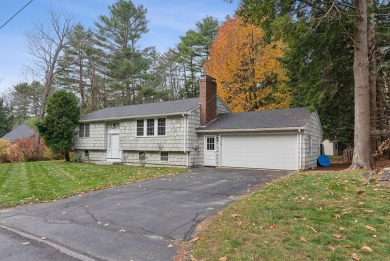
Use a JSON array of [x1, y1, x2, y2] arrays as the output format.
[[123, 151, 187, 166], [74, 123, 106, 150], [120, 115, 186, 152], [217, 98, 231, 114], [75, 150, 106, 162], [301, 112, 323, 169]]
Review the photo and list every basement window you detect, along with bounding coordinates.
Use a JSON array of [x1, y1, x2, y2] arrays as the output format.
[[160, 152, 168, 161], [84, 150, 89, 158]]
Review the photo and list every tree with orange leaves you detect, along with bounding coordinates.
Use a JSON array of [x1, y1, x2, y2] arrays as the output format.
[[205, 16, 291, 112]]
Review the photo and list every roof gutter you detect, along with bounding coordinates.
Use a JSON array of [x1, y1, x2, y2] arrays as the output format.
[[195, 127, 304, 133], [79, 112, 191, 123]]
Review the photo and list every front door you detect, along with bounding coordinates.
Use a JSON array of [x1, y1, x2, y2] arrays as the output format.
[[204, 136, 216, 166], [108, 133, 120, 159]]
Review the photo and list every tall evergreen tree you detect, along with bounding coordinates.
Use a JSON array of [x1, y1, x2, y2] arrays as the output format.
[[0, 97, 14, 137], [11, 81, 43, 125], [177, 16, 219, 98], [94, 0, 152, 106]]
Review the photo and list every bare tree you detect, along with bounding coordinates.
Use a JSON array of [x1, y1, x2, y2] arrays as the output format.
[[26, 10, 73, 120]]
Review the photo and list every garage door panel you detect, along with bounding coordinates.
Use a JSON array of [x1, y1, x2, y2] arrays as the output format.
[[221, 134, 298, 170]]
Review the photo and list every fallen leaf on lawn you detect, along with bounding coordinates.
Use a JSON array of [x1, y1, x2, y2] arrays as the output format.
[[190, 255, 199, 261], [310, 227, 318, 233], [217, 212, 223, 216], [364, 209, 374, 213], [269, 224, 276, 229], [300, 237, 307, 242], [358, 202, 365, 205], [365, 225, 376, 232], [357, 190, 365, 194], [199, 237, 206, 243], [352, 253, 361, 261], [332, 234, 344, 239], [190, 237, 199, 243], [335, 214, 341, 219], [119, 229, 126, 233], [339, 227, 346, 231], [373, 188, 380, 191], [373, 235, 378, 238], [328, 246, 335, 251], [236, 221, 243, 226], [167, 244, 174, 248], [231, 214, 240, 218], [219, 257, 227, 261], [361, 246, 373, 252]]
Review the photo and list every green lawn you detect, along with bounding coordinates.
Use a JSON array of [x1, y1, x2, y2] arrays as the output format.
[[190, 171, 390, 261], [0, 161, 187, 208]]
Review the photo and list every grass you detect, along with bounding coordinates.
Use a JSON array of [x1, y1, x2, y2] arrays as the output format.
[[328, 155, 344, 163], [190, 170, 390, 261], [0, 161, 187, 208]]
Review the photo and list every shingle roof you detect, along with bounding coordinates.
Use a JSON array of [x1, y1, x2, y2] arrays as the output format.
[[198, 107, 312, 131], [1, 124, 36, 142], [81, 98, 200, 122]]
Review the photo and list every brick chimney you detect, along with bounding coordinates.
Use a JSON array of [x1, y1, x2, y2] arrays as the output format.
[[199, 75, 217, 126]]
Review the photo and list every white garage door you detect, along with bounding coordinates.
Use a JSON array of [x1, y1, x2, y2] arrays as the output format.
[[221, 134, 298, 170]]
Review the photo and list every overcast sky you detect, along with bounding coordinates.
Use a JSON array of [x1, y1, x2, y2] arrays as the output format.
[[0, 0, 238, 95]]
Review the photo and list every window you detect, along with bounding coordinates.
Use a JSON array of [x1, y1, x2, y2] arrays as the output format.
[[158, 118, 166, 135], [136, 118, 167, 137], [79, 124, 90, 138], [137, 120, 144, 136], [84, 150, 89, 157], [139, 151, 146, 161], [147, 119, 154, 136], [85, 124, 90, 137], [79, 125, 84, 138], [206, 137, 215, 151], [160, 152, 168, 161]]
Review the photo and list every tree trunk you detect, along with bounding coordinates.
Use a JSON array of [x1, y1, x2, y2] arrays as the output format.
[[65, 151, 70, 162], [350, 0, 372, 170], [367, 0, 377, 154]]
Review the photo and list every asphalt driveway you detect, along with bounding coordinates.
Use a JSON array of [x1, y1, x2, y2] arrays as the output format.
[[0, 167, 289, 261]]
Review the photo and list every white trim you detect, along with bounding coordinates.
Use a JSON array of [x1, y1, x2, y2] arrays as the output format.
[[218, 134, 222, 167], [196, 127, 304, 133], [80, 111, 192, 123], [204, 135, 216, 166]]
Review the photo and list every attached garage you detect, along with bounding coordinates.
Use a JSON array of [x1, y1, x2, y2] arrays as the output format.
[[220, 134, 298, 170], [197, 107, 323, 171]]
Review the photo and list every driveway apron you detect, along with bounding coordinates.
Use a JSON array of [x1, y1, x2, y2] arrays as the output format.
[[0, 168, 289, 261]]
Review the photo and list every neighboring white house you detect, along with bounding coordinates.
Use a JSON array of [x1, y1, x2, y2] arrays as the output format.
[[323, 139, 340, 156], [74, 75, 323, 171]]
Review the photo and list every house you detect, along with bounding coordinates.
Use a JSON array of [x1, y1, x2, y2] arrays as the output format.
[[322, 139, 341, 156], [1, 124, 36, 142], [74, 75, 323, 170]]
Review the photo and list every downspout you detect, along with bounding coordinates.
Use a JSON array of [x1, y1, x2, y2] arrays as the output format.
[[182, 114, 189, 167], [298, 129, 302, 170]]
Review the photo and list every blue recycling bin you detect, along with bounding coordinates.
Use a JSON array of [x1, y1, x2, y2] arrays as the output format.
[[317, 155, 331, 167]]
